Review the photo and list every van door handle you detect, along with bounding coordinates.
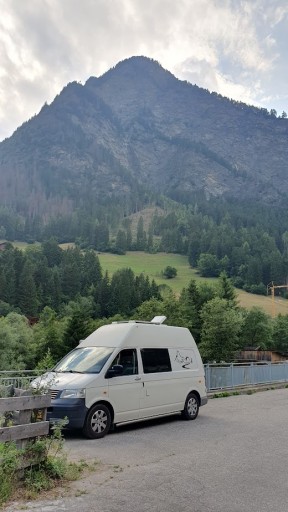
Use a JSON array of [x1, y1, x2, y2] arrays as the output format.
[[134, 377, 141, 381]]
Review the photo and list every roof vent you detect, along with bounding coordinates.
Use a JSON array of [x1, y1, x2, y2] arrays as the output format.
[[151, 316, 166, 324]]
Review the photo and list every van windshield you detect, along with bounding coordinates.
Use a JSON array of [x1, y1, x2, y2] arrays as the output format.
[[53, 347, 115, 374]]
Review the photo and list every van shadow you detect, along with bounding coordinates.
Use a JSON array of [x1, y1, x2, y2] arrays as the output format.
[[111, 413, 182, 435], [63, 413, 184, 439]]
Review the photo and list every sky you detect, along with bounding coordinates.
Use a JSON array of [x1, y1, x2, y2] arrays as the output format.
[[0, 0, 287, 141]]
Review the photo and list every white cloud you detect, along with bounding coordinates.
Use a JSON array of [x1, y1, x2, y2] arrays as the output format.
[[0, 0, 287, 140]]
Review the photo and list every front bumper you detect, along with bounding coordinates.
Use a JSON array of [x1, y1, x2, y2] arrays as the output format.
[[47, 397, 88, 429]]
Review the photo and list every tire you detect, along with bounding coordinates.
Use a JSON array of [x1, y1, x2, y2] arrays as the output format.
[[182, 392, 199, 420], [83, 403, 111, 439]]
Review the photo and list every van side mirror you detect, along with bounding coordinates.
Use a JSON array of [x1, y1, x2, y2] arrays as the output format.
[[106, 364, 124, 378]]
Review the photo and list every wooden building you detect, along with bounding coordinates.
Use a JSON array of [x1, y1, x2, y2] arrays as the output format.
[[236, 347, 288, 363]]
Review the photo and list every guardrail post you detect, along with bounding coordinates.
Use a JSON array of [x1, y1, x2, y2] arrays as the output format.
[[231, 363, 234, 389], [205, 364, 211, 392], [269, 362, 272, 383], [250, 363, 254, 385]]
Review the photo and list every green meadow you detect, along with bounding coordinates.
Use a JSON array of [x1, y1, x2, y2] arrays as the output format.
[[97, 251, 212, 294], [3, 242, 286, 316], [97, 251, 287, 316]]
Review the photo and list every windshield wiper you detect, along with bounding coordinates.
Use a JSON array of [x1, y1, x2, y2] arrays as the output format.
[[56, 369, 83, 373]]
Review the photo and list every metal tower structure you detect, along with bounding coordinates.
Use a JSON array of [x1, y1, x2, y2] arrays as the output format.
[[267, 282, 288, 317]]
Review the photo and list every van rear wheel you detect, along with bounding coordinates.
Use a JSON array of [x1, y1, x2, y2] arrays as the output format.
[[83, 403, 111, 439], [182, 392, 199, 420]]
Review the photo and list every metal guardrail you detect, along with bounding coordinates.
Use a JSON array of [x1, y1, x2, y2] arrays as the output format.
[[1, 363, 288, 392], [0, 370, 39, 389], [204, 362, 288, 390]]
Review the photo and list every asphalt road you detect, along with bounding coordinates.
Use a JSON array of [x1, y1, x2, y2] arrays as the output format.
[[5, 388, 288, 512]]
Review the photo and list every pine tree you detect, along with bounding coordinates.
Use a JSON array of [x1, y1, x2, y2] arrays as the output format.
[[64, 310, 91, 355], [51, 268, 62, 310], [17, 261, 38, 316], [126, 225, 132, 250], [108, 268, 136, 316], [179, 279, 202, 342], [42, 238, 63, 267], [81, 250, 102, 294], [60, 248, 82, 300], [136, 216, 147, 250], [97, 271, 110, 317], [115, 229, 127, 253], [0, 260, 16, 305], [218, 271, 238, 307], [147, 224, 154, 252]]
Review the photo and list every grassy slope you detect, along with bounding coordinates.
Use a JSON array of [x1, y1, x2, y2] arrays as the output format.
[[4, 242, 286, 316], [98, 251, 208, 293], [97, 251, 287, 316]]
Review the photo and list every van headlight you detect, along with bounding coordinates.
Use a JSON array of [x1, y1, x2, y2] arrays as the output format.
[[60, 388, 86, 399]]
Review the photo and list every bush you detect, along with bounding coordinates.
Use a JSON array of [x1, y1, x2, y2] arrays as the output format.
[[162, 266, 177, 279], [232, 277, 244, 289], [0, 443, 19, 505], [243, 283, 267, 295], [197, 253, 220, 277]]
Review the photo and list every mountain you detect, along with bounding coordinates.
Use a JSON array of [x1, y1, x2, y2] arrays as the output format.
[[0, 56, 288, 221]]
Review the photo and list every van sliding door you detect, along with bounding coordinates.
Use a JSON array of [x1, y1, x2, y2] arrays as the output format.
[[139, 348, 180, 418]]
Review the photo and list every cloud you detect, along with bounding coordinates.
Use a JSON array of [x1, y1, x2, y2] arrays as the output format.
[[0, 0, 287, 140], [170, 0, 288, 111]]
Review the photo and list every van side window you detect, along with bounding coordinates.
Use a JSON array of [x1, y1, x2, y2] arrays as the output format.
[[141, 348, 172, 373], [110, 349, 138, 375]]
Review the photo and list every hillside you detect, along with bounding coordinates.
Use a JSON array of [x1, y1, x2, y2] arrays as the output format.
[[95, 250, 287, 317], [0, 56, 288, 222], [3, 240, 285, 316]]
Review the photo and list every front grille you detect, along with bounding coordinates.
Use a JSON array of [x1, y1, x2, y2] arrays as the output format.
[[50, 390, 59, 400]]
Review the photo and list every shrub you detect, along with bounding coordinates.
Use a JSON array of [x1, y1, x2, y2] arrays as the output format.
[[162, 266, 177, 279], [0, 419, 84, 505]]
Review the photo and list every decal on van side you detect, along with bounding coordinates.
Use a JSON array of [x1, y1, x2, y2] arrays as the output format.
[[175, 350, 193, 369]]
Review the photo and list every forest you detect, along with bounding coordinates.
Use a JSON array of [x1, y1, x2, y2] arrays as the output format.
[[1, 192, 288, 295], [1, 239, 288, 372]]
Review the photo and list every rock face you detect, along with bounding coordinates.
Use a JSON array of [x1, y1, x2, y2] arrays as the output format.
[[0, 56, 288, 218]]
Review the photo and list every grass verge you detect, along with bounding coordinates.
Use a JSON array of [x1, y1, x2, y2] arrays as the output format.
[[0, 422, 92, 506]]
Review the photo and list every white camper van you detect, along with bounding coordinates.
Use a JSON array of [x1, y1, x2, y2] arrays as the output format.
[[34, 317, 207, 438]]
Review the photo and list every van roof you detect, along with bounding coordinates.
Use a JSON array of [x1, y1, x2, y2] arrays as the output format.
[[112, 315, 167, 325], [79, 321, 195, 349]]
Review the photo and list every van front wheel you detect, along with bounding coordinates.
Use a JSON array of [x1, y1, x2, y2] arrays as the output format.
[[182, 393, 199, 420], [83, 404, 111, 439]]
